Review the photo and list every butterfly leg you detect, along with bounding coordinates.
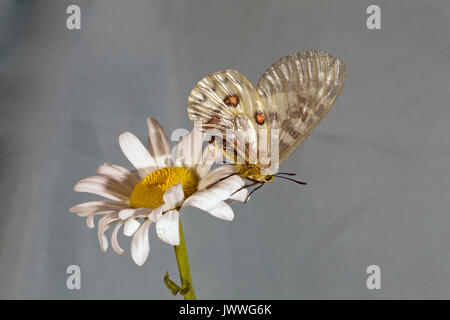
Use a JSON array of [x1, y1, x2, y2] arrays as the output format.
[[231, 181, 261, 197], [244, 182, 265, 203], [205, 172, 239, 189], [230, 181, 265, 203]]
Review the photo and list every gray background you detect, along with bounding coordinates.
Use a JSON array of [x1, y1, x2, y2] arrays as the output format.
[[1, 0, 449, 299]]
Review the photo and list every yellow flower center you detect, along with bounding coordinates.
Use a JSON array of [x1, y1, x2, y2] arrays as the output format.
[[129, 167, 199, 210]]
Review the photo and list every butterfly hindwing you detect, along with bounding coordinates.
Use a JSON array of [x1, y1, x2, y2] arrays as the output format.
[[257, 50, 346, 165]]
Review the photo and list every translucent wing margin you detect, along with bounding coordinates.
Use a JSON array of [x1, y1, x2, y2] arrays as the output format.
[[257, 50, 346, 165]]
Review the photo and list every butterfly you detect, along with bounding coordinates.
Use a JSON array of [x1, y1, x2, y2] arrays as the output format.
[[187, 50, 346, 200]]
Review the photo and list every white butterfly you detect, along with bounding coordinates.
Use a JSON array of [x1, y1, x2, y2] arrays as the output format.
[[187, 50, 346, 199]]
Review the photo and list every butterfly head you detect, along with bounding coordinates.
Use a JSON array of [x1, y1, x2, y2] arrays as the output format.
[[230, 164, 306, 203]]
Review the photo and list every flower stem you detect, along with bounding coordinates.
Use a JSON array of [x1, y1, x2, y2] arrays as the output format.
[[173, 220, 196, 300]]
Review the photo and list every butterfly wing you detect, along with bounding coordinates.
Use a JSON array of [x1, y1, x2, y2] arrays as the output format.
[[187, 69, 273, 165], [257, 50, 346, 166]]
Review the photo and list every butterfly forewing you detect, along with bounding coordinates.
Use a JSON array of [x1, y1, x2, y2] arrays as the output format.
[[187, 69, 272, 165], [257, 50, 346, 166]]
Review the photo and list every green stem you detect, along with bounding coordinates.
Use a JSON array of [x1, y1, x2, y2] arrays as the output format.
[[173, 220, 196, 300]]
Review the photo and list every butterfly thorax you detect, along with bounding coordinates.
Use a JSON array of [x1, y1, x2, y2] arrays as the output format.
[[235, 163, 274, 183]]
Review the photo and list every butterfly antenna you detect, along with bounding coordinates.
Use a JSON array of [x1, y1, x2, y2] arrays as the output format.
[[244, 183, 264, 203], [275, 172, 297, 176], [274, 175, 307, 185]]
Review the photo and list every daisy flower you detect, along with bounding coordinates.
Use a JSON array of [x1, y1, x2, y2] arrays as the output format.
[[70, 118, 248, 266]]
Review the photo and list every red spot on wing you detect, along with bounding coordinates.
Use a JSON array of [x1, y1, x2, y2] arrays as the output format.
[[223, 95, 240, 107], [255, 111, 265, 125]]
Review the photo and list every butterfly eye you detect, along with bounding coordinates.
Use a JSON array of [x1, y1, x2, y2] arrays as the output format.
[[254, 111, 265, 125], [223, 94, 240, 107]]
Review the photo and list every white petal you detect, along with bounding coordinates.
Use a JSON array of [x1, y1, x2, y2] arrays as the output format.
[[163, 183, 185, 208], [70, 200, 127, 217], [183, 192, 234, 221], [174, 128, 204, 171], [97, 213, 120, 252], [195, 144, 224, 178], [99, 234, 108, 251], [147, 117, 172, 168], [84, 210, 116, 228], [123, 218, 141, 237], [130, 207, 152, 219], [74, 175, 130, 202], [86, 215, 95, 229], [155, 210, 180, 246], [131, 219, 152, 266], [197, 165, 236, 191], [207, 175, 246, 200], [96, 163, 139, 189], [111, 221, 125, 254], [118, 208, 136, 220], [119, 131, 157, 179], [149, 207, 163, 222], [228, 188, 249, 202]]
